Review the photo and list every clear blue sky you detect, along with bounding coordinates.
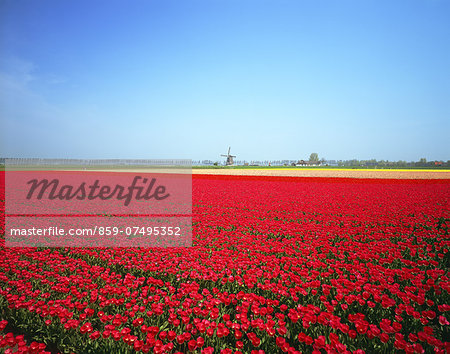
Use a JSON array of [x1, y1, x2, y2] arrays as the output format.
[[1, 0, 449, 162]]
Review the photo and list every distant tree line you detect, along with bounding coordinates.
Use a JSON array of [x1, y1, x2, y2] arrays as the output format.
[[335, 158, 449, 168], [193, 157, 449, 168]]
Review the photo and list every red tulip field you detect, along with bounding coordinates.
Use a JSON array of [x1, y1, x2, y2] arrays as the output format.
[[0, 172, 449, 353]]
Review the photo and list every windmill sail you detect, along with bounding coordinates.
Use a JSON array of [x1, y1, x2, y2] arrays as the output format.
[[221, 147, 236, 166]]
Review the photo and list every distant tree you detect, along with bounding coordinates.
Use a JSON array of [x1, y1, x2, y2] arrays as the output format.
[[309, 153, 319, 163], [416, 158, 427, 167]]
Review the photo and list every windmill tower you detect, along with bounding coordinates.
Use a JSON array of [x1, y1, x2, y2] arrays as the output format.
[[221, 147, 236, 166]]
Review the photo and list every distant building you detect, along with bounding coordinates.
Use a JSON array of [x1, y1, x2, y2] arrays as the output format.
[[325, 160, 338, 166]]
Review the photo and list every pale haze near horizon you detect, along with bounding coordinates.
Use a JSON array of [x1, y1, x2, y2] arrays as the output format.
[[1, 0, 449, 162]]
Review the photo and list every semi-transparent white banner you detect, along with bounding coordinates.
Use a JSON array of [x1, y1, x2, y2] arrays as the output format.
[[5, 159, 192, 247]]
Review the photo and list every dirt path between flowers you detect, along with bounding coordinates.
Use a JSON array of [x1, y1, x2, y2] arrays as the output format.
[[192, 169, 450, 179]]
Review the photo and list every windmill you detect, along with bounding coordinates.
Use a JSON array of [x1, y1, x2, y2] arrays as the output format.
[[221, 147, 236, 166]]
